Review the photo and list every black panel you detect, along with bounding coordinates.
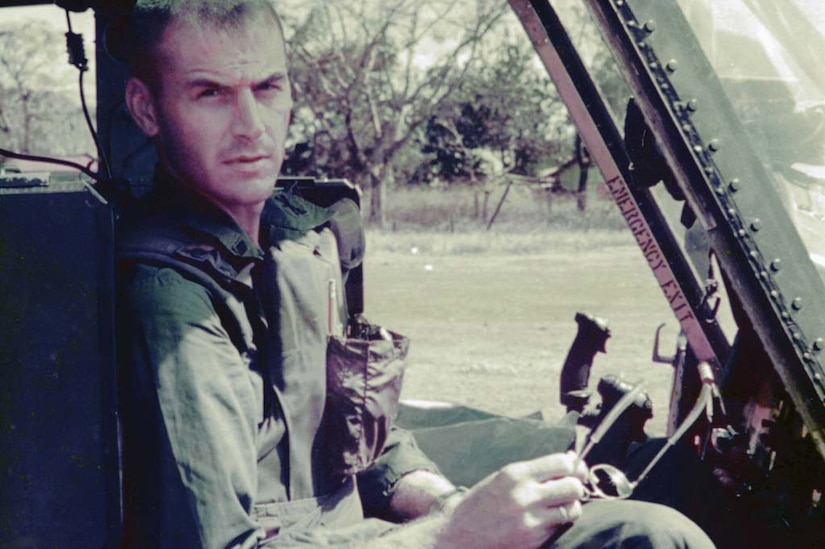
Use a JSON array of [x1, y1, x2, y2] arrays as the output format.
[[0, 181, 120, 548]]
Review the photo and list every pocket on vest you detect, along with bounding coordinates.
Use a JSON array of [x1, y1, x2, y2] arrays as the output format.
[[323, 327, 409, 477]]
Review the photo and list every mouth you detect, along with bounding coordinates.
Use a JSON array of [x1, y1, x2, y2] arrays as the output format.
[[224, 154, 272, 166], [222, 154, 277, 177]]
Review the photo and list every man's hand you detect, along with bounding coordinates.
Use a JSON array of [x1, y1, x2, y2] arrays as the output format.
[[434, 452, 587, 549]]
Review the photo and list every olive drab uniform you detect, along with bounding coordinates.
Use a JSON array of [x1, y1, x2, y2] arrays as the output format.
[[116, 168, 437, 548]]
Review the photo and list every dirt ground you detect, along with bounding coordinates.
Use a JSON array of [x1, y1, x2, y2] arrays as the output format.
[[364, 241, 683, 436]]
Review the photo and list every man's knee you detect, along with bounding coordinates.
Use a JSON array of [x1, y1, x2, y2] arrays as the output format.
[[616, 502, 715, 548], [550, 500, 715, 549]]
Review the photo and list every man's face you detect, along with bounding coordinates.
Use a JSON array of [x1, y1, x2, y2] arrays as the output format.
[[145, 17, 292, 211]]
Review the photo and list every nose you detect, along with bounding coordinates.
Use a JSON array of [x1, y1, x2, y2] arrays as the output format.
[[232, 89, 265, 141]]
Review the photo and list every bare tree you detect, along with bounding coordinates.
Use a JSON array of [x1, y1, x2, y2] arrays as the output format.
[[0, 19, 92, 156], [283, 1, 511, 227]]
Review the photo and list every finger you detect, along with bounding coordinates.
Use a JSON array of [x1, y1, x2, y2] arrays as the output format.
[[570, 452, 589, 481], [538, 500, 582, 528], [556, 501, 582, 525], [510, 452, 581, 482], [535, 476, 586, 507], [511, 501, 582, 548]]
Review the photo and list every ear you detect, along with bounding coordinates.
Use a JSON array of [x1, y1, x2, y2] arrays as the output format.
[[125, 77, 160, 137]]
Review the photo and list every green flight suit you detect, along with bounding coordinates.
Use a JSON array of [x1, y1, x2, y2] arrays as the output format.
[[116, 171, 436, 548]]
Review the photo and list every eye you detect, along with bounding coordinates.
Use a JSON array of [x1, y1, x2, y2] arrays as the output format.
[[198, 87, 220, 99], [257, 81, 279, 92], [255, 77, 286, 95], [193, 84, 231, 100]]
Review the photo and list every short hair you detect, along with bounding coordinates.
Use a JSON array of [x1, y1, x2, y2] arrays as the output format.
[[126, 0, 284, 87]]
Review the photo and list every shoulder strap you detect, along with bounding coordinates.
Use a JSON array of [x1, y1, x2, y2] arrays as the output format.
[[117, 226, 257, 356]]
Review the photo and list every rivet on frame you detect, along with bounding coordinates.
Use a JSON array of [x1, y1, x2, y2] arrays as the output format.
[[729, 178, 740, 192], [708, 139, 721, 153], [750, 219, 762, 231], [687, 99, 699, 112], [644, 20, 657, 32], [770, 259, 782, 272], [666, 60, 678, 73], [792, 297, 803, 311], [814, 338, 825, 351]]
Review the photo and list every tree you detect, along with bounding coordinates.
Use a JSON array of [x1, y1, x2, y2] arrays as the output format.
[[416, 39, 573, 185], [281, 0, 511, 227], [416, 2, 635, 213], [0, 19, 93, 157]]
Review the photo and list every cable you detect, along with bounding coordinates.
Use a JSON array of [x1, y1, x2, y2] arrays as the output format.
[[78, 69, 112, 180], [64, 9, 87, 71], [65, 9, 113, 181], [1, 8, 120, 194], [0, 146, 98, 180]]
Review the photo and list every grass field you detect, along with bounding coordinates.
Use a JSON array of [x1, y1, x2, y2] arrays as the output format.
[[363, 229, 680, 436]]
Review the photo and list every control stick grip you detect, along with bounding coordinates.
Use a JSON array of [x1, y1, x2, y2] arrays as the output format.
[[560, 312, 611, 412]]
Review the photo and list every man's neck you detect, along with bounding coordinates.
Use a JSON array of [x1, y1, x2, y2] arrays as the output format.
[[155, 163, 267, 243], [222, 203, 264, 243]]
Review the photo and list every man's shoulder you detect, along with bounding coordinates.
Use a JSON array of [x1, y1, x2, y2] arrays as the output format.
[[117, 220, 208, 262], [118, 262, 232, 358], [121, 261, 213, 311], [116, 196, 217, 300], [116, 190, 226, 275], [117, 192, 205, 253], [116, 207, 250, 321]]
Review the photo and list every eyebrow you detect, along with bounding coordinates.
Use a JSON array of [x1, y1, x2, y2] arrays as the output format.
[[185, 72, 288, 90]]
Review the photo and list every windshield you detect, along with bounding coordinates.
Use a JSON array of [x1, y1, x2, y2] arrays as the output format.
[[678, 0, 825, 279]]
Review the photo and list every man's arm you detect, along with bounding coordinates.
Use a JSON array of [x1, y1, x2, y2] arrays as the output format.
[[119, 265, 264, 548], [388, 470, 460, 520], [367, 452, 587, 549], [358, 426, 448, 520]]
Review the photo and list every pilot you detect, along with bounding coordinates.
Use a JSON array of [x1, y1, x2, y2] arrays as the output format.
[[114, 0, 715, 547]]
